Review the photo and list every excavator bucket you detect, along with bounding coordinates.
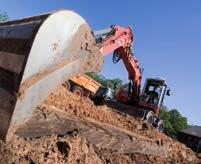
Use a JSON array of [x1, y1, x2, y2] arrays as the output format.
[[0, 10, 103, 141]]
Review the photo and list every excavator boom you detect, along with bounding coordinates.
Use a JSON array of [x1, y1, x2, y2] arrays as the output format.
[[94, 25, 142, 99], [0, 10, 103, 141]]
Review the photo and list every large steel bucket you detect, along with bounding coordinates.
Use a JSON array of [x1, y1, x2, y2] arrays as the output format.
[[0, 10, 103, 141]]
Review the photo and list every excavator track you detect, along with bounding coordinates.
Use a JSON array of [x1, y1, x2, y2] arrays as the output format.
[[105, 100, 146, 119]]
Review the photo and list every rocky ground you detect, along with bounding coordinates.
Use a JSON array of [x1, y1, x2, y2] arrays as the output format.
[[0, 86, 199, 164]]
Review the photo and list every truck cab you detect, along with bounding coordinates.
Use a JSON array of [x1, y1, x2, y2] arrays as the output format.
[[139, 78, 170, 115], [92, 86, 114, 105]]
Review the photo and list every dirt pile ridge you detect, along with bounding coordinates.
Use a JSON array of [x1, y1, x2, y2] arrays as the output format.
[[0, 85, 199, 163]]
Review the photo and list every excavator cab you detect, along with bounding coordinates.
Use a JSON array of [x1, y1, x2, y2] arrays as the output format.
[[139, 78, 170, 115], [138, 78, 170, 132]]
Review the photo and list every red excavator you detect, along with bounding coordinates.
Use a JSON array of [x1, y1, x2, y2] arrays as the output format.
[[93, 25, 170, 131]]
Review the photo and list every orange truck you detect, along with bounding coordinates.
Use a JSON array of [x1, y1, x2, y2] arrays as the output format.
[[63, 74, 101, 97]]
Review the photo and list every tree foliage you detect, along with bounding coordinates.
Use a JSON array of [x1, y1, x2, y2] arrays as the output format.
[[0, 11, 9, 22], [160, 106, 188, 138], [86, 72, 123, 90]]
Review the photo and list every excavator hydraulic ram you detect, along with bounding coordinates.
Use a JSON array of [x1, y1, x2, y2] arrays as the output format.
[[0, 10, 103, 141]]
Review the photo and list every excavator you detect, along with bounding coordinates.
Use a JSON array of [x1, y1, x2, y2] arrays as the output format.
[[0, 10, 169, 141], [92, 25, 170, 131]]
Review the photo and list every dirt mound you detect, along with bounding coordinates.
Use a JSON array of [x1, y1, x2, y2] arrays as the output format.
[[0, 85, 199, 163], [0, 133, 174, 164], [42, 86, 198, 163], [0, 134, 102, 164]]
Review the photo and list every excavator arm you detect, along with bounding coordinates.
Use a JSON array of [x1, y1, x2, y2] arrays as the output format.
[[94, 25, 142, 100]]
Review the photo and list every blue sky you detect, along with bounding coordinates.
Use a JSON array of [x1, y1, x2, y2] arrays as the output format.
[[1, 0, 201, 125]]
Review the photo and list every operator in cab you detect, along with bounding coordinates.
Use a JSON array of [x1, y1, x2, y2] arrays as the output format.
[[148, 86, 159, 105]]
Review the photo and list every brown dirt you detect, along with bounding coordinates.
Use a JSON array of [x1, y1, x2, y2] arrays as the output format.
[[0, 85, 199, 163], [0, 134, 174, 164]]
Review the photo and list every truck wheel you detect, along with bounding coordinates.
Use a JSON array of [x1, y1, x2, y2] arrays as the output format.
[[72, 86, 83, 97], [157, 120, 164, 132], [145, 111, 154, 125], [63, 80, 71, 91]]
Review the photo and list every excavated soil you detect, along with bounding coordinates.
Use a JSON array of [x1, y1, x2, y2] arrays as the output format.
[[0, 85, 199, 164]]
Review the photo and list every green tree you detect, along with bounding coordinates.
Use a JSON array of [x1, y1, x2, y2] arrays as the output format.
[[160, 107, 188, 138], [0, 11, 9, 22], [86, 72, 123, 90]]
